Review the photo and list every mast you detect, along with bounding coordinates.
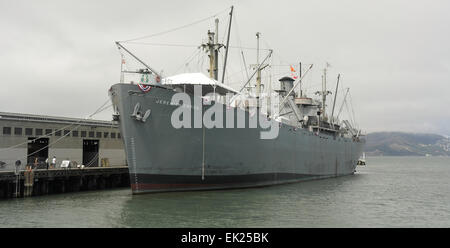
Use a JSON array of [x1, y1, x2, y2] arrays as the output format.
[[322, 68, 327, 116], [120, 53, 125, 83], [214, 19, 219, 80], [315, 67, 332, 120], [221, 6, 233, 85], [207, 30, 215, 79], [331, 74, 340, 126], [238, 50, 273, 93], [201, 20, 224, 80], [298, 62, 302, 97], [268, 62, 272, 115], [256, 32, 261, 100]]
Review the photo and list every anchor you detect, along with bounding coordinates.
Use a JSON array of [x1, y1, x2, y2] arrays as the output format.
[[131, 102, 151, 122]]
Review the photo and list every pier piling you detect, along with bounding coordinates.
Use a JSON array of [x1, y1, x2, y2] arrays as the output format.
[[0, 166, 129, 199]]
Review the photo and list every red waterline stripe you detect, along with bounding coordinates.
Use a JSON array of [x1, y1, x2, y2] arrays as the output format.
[[131, 183, 219, 190]]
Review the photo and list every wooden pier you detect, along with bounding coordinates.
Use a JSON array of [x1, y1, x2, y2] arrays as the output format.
[[0, 167, 130, 199]]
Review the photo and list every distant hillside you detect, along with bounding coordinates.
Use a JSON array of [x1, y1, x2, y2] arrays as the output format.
[[365, 132, 450, 156]]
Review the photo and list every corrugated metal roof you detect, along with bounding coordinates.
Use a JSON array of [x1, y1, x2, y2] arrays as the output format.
[[0, 112, 117, 128]]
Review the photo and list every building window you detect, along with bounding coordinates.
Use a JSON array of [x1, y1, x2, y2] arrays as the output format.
[[36, 129, 43, 136], [64, 130, 70, 136], [25, 128, 33, 136], [45, 129, 52, 136], [118, 133, 121, 139], [96, 132, 101, 138], [111, 132, 116, 139], [72, 130, 79, 137], [55, 130, 61, 136], [81, 131, 86, 137], [14, 127, 22, 135], [3, 127, 11, 135], [103, 132, 109, 138], [89, 131, 94, 138]]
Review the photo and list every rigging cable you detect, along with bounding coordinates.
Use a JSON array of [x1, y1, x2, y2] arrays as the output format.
[[120, 41, 271, 51], [174, 48, 201, 74], [233, 11, 249, 84], [124, 42, 198, 48], [348, 91, 358, 129], [118, 8, 229, 43]]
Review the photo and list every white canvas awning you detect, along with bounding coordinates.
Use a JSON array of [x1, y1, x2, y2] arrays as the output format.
[[162, 73, 239, 95]]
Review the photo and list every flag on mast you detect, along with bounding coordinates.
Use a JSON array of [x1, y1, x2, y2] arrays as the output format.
[[290, 65, 298, 79]]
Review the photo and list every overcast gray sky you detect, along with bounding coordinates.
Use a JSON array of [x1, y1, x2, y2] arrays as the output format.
[[0, 0, 449, 135]]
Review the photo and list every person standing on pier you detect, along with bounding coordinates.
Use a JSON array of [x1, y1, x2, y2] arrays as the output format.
[[51, 156, 56, 169], [45, 157, 49, 170], [33, 157, 38, 170]]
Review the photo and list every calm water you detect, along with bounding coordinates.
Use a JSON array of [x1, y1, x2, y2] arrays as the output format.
[[1, 156, 449, 227]]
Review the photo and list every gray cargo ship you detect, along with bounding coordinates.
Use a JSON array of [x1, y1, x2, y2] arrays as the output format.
[[109, 7, 365, 194]]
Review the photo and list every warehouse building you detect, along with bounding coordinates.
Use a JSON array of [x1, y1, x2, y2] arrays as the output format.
[[0, 112, 126, 170]]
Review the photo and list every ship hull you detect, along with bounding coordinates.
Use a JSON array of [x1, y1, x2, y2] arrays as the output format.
[[110, 83, 365, 194]]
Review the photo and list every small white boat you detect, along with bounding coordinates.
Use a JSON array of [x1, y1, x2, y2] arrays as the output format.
[[357, 152, 366, 166]]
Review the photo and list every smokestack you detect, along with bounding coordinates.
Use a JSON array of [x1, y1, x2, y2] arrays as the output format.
[[278, 76, 295, 97]]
